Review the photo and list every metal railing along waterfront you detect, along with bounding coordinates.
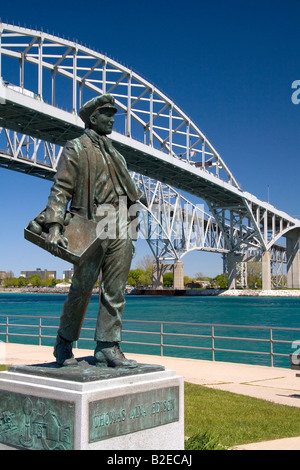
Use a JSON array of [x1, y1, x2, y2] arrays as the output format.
[[0, 314, 299, 367]]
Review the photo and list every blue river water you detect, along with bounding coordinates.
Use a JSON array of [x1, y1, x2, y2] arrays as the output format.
[[0, 293, 300, 368]]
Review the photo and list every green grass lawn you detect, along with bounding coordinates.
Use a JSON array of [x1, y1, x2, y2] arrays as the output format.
[[185, 382, 300, 448]]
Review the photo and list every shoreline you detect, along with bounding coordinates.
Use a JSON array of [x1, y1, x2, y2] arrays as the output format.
[[218, 289, 300, 297], [0, 287, 300, 297], [0, 287, 98, 294]]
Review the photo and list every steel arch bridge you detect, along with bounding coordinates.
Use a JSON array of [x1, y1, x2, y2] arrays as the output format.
[[0, 22, 299, 289]]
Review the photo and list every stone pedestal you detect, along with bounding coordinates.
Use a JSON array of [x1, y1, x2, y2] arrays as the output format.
[[0, 358, 184, 450]]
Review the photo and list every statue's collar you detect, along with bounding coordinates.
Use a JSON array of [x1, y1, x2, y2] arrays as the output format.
[[84, 128, 110, 148]]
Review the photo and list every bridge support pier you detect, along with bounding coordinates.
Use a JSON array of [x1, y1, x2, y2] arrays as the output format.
[[152, 261, 165, 290], [227, 253, 237, 290], [152, 261, 184, 290], [173, 261, 184, 290], [262, 251, 272, 291], [240, 262, 248, 289], [286, 231, 300, 288]]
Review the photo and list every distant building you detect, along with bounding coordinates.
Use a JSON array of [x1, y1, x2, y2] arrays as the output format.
[[20, 268, 56, 280], [63, 268, 74, 281]]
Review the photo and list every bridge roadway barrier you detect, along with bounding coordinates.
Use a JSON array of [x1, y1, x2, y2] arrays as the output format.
[[2, 343, 300, 450]]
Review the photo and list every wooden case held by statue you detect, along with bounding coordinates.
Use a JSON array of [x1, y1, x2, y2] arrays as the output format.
[[24, 210, 101, 266]]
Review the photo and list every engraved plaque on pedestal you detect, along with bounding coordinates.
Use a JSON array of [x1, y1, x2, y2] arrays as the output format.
[[89, 386, 179, 443], [0, 391, 75, 450]]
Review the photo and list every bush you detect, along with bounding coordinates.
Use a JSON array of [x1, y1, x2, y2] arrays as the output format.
[[213, 274, 228, 289], [185, 431, 227, 450]]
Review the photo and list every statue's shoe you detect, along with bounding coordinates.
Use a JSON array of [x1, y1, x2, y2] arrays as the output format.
[[53, 334, 78, 367], [94, 342, 138, 368]]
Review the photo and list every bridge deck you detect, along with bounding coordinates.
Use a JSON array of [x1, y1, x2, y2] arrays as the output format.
[[0, 84, 293, 221]]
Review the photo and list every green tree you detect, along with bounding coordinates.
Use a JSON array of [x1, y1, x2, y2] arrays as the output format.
[[163, 272, 173, 287], [127, 269, 145, 286], [29, 275, 42, 287], [127, 275, 136, 287], [144, 266, 153, 285], [3, 277, 18, 287], [18, 276, 28, 287], [213, 274, 228, 289], [247, 262, 262, 288], [184, 275, 193, 286], [137, 272, 151, 287]]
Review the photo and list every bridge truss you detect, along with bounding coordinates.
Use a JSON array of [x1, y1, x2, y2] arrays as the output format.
[[0, 126, 225, 258], [0, 22, 299, 288], [0, 124, 288, 288]]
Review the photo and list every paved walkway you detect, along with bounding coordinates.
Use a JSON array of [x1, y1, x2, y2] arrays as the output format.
[[2, 343, 300, 450]]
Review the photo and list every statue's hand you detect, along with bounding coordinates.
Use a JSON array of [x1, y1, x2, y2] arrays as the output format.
[[45, 223, 68, 253]]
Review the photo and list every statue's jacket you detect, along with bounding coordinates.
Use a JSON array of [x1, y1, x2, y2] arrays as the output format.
[[45, 130, 142, 228]]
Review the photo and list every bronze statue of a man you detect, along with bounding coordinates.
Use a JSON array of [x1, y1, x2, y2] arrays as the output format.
[[44, 94, 142, 368]]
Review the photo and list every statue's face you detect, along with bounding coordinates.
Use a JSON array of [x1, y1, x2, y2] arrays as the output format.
[[90, 109, 115, 135]]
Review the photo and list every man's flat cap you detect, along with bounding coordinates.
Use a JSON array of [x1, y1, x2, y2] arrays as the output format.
[[79, 94, 117, 124]]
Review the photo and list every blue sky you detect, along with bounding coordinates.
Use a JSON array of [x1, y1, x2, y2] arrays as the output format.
[[0, 0, 300, 278]]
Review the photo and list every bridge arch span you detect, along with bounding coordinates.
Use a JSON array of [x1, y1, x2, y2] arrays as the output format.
[[0, 22, 237, 186]]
